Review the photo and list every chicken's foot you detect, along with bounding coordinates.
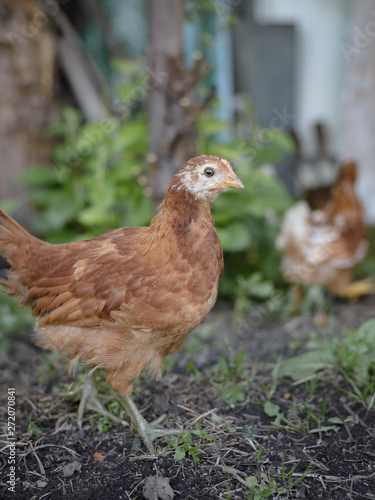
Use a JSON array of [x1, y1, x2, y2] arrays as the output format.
[[121, 396, 183, 456], [67, 372, 128, 428], [341, 277, 375, 300]]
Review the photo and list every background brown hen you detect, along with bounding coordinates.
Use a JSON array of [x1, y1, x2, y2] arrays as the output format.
[[276, 161, 370, 297]]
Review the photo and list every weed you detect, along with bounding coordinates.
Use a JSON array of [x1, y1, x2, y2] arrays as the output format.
[[278, 319, 375, 407], [305, 376, 320, 397], [165, 424, 214, 461], [245, 458, 312, 499], [211, 349, 246, 382], [90, 415, 112, 433], [280, 453, 312, 490], [234, 273, 286, 321], [186, 362, 203, 383], [27, 422, 42, 440], [210, 349, 253, 405], [220, 384, 246, 405], [106, 399, 124, 416], [262, 398, 354, 439], [256, 444, 263, 463], [246, 473, 288, 499], [61, 373, 87, 403]]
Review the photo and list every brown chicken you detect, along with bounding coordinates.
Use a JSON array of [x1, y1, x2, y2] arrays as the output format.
[[276, 161, 369, 296], [0, 155, 244, 454]]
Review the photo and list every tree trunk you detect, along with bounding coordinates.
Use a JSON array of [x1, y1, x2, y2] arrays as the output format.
[[148, 0, 201, 204], [0, 0, 59, 227], [148, 0, 183, 202]]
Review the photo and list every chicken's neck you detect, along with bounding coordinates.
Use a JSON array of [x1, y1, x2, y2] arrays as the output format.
[[150, 187, 214, 240]]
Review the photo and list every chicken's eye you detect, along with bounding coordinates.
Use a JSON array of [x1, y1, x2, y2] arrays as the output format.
[[204, 167, 215, 177]]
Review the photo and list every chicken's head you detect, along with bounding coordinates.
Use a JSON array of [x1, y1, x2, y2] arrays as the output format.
[[168, 155, 244, 202]]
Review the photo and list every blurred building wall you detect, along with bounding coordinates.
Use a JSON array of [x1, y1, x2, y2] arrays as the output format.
[[341, 0, 375, 224], [254, 0, 349, 158], [255, 0, 375, 224]]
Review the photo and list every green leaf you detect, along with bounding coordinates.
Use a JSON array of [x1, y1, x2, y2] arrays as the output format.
[[210, 412, 222, 423], [166, 438, 179, 447], [278, 350, 336, 382], [246, 476, 258, 488], [32, 206, 77, 234], [27, 422, 42, 440], [217, 222, 251, 252], [196, 115, 227, 136], [220, 384, 245, 405], [308, 425, 340, 434], [263, 401, 281, 418], [20, 165, 60, 186], [174, 448, 186, 460]]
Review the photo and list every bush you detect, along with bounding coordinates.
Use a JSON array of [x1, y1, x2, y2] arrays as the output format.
[[20, 108, 153, 243]]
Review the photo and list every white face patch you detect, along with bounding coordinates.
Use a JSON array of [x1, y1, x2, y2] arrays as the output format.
[[178, 163, 228, 201]]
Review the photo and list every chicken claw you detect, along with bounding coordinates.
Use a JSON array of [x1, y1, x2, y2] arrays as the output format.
[[67, 373, 181, 455], [121, 396, 183, 456], [67, 373, 128, 428]]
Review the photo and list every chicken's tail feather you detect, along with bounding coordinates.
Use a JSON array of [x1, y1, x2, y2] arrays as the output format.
[[0, 209, 31, 242], [0, 209, 36, 295]]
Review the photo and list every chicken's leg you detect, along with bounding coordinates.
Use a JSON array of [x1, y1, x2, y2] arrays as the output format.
[[66, 373, 182, 455], [66, 372, 128, 428], [121, 396, 183, 456]]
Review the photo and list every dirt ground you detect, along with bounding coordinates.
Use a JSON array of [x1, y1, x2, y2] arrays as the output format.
[[0, 296, 375, 499]]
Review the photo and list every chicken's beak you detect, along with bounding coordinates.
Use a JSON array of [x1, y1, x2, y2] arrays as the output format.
[[219, 174, 245, 191]]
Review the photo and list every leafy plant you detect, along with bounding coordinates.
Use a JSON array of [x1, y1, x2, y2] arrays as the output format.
[[280, 454, 312, 493], [165, 424, 214, 461], [234, 272, 286, 320], [90, 415, 113, 434], [246, 473, 288, 499], [210, 350, 251, 405], [211, 349, 246, 382], [278, 319, 375, 406], [245, 457, 312, 500], [184, 0, 239, 27], [262, 397, 354, 438], [20, 108, 153, 243]]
